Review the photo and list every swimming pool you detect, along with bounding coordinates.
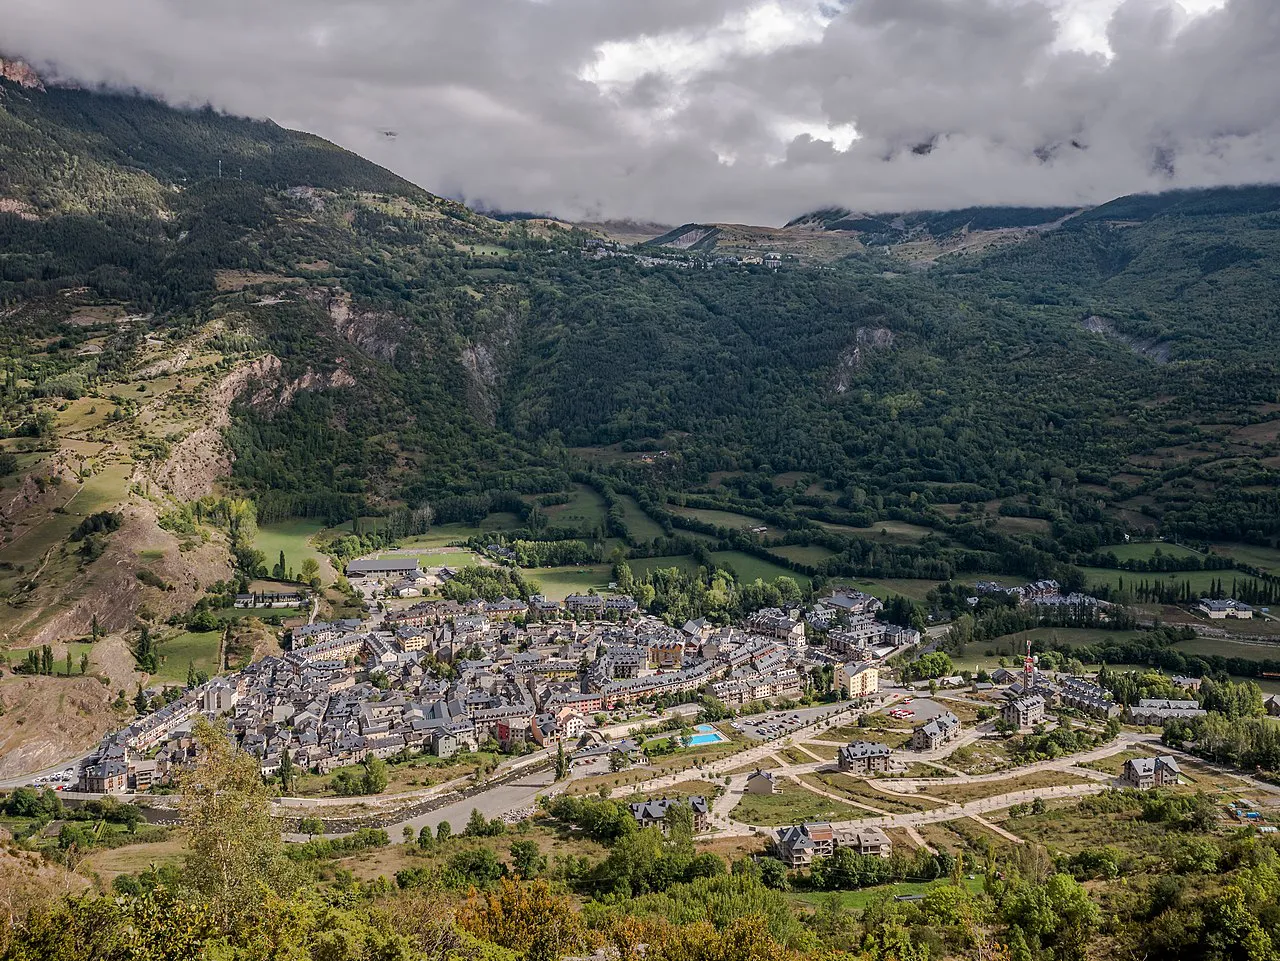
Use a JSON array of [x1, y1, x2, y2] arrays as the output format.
[[686, 724, 729, 747]]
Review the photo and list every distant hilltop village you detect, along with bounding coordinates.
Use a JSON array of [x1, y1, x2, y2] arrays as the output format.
[[77, 572, 1110, 795]]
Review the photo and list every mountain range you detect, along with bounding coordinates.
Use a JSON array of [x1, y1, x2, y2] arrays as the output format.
[[3, 62, 1280, 665]]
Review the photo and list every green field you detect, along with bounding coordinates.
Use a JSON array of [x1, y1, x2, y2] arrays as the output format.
[[254, 519, 335, 585], [1170, 635, 1280, 661], [616, 495, 666, 542], [217, 600, 307, 623], [1080, 567, 1232, 595], [819, 522, 942, 545], [996, 627, 1147, 652], [0, 460, 135, 628], [630, 555, 703, 578], [710, 551, 810, 587], [0, 461, 132, 572], [961, 626, 1248, 668], [669, 505, 771, 531], [1209, 542, 1280, 573], [731, 782, 866, 826], [7, 641, 95, 674], [815, 519, 941, 544], [991, 516, 1052, 536], [788, 876, 987, 912], [953, 622, 1280, 677], [387, 513, 525, 549], [1100, 541, 1202, 563], [831, 577, 944, 603], [154, 630, 223, 683], [543, 484, 609, 535], [371, 548, 484, 570], [773, 471, 809, 489], [769, 544, 839, 566], [828, 571, 1026, 605], [528, 564, 612, 600], [319, 515, 389, 537]]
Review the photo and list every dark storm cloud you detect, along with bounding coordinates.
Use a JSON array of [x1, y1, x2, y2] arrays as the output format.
[[2, 0, 1276, 223]]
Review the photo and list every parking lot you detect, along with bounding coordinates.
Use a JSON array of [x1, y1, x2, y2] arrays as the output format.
[[28, 768, 77, 790], [884, 696, 948, 726], [731, 703, 849, 741]]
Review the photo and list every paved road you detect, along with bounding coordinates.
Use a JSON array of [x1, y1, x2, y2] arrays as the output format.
[[0, 758, 84, 791], [383, 766, 558, 836]]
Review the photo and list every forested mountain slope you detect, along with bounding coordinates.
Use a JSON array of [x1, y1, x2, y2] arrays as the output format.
[[4, 71, 1280, 652], [0, 73, 572, 648]]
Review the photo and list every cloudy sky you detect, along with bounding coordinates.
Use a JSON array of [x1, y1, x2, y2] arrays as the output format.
[[4, 0, 1276, 224]]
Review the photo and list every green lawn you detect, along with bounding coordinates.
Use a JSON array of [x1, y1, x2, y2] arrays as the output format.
[[990, 627, 1147, 655], [630, 555, 703, 578], [319, 516, 389, 537], [543, 484, 609, 535], [731, 782, 867, 826], [1101, 541, 1202, 563], [669, 505, 771, 531], [8, 641, 95, 675], [528, 565, 612, 600], [830, 577, 946, 603], [626, 780, 724, 805], [1171, 635, 1280, 660], [1210, 542, 1280, 573], [991, 516, 1052, 536], [213, 604, 307, 623], [617, 495, 666, 542], [372, 548, 485, 569], [769, 544, 839, 566], [1079, 567, 1238, 595], [1080, 749, 1147, 776], [385, 513, 525, 549], [254, 519, 335, 585], [828, 571, 1026, 604], [291, 751, 497, 797], [153, 630, 223, 683], [710, 551, 810, 587], [816, 519, 941, 544], [788, 876, 986, 912]]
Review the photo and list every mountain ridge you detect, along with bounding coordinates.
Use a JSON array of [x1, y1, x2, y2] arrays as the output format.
[[3, 73, 1280, 697]]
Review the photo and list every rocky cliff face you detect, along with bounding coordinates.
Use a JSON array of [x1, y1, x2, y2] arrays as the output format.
[[0, 57, 45, 91], [831, 327, 896, 394]]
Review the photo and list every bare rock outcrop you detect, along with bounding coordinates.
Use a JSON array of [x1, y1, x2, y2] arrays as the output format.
[[832, 327, 896, 394], [150, 354, 281, 501], [0, 56, 44, 91], [310, 287, 406, 363], [1081, 315, 1172, 364], [461, 306, 521, 424]]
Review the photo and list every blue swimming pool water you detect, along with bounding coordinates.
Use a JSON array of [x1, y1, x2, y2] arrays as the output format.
[[686, 724, 728, 746]]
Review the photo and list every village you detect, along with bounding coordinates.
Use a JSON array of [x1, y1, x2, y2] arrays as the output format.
[[76, 580, 917, 795], [62, 557, 1278, 862]]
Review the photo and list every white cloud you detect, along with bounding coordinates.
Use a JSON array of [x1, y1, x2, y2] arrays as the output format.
[[581, 1, 832, 88], [1, 0, 1273, 224], [774, 119, 859, 153]]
